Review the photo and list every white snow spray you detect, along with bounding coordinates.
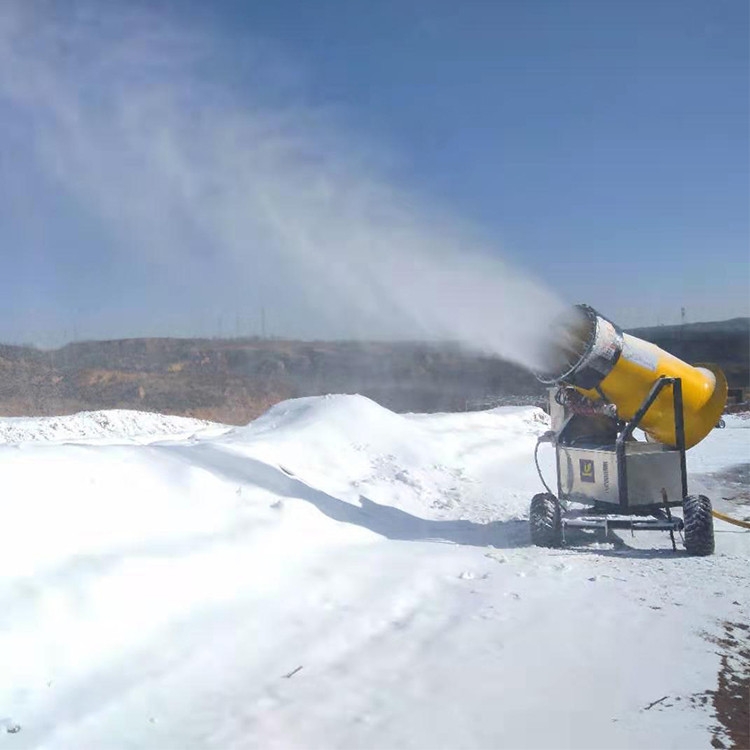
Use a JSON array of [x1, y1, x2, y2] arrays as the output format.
[[0, 2, 565, 369]]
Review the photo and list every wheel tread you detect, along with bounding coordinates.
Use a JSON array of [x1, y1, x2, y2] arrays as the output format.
[[530, 493, 562, 547], [683, 494, 715, 556]]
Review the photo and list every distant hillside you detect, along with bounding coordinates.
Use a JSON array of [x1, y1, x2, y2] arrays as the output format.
[[0, 338, 543, 424], [0, 317, 745, 423], [629, 317, 749, 390], [631, 317, 749, 337]]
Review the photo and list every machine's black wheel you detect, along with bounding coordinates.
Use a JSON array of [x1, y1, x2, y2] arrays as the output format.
[[682, 495, 715, 556], [716, 418, 726, 428], [529, 493, 562, 547]]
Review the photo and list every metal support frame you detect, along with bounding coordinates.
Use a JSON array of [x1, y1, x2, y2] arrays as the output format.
[[562, 513, 684, 532], [672, 378, 689, 500], [554, 376, 688, 537], [614, 376, 687, 511]]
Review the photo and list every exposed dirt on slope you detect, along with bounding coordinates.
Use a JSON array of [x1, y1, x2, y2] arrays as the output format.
[[704, 620, 749, 749], [0, 339, 542, 424]]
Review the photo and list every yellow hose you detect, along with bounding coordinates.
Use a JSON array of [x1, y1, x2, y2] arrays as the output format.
[[712, 510, 750, 530]]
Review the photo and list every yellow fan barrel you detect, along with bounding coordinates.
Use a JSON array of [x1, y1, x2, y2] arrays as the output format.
[[541, 305, 727, 449]]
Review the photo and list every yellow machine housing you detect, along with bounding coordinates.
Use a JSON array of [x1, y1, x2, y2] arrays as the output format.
[[542, 305, 727, 449]]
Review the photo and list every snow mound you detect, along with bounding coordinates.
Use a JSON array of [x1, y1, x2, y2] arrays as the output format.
[[0, 409, 226, 445], [226, 394, 427, 454], [221, 394, 550, 521]]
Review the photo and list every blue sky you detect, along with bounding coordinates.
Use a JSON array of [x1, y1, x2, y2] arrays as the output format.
[[0, 0, 747, 349]]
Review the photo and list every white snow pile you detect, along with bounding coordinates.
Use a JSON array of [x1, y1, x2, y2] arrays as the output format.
[[0, 395, 747, 749], [220, 395, 550, 521], [0, 409, 225, 445]]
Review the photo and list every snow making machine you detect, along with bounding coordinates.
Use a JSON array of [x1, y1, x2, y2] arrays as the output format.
[[531, 304, 727, 555]]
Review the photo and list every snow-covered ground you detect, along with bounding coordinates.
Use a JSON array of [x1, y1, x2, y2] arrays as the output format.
[[0, 397, 747, 749], [0, 410, 226, 446]]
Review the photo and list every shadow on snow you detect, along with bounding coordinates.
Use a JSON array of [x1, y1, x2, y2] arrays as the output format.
[[168, 443, 531, 549]]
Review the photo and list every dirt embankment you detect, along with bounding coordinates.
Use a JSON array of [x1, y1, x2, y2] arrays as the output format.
[[0, 338, 542, 424], [2, 317, 745, 423]]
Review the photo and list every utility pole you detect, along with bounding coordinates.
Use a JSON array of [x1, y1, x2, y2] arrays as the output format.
[[680, 307, 686, 343]]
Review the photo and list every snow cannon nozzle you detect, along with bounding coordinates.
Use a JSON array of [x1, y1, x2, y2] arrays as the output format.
[[537, 303, 727, 449], [536, 304, 623, 390]]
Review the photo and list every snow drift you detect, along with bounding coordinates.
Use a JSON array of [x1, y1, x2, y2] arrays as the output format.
[[0, 397, 747, 749]]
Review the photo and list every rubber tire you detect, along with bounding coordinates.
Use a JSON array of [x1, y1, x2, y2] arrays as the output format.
[[530, 493, 562, 548], [683, 495, 715, 556], [717, 418, 726, 428]]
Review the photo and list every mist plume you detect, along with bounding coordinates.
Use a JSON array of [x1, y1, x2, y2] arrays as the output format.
[[0, 2, 565, 368]]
